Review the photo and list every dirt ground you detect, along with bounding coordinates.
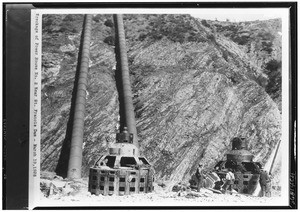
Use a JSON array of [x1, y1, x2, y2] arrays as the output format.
[[38, 171, 283, 208]]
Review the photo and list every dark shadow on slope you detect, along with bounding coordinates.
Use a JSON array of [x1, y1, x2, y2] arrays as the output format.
[[55, 16, 86, 178], [113, 15, 126, 132]]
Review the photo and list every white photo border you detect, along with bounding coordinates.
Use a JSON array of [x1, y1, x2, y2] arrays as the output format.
[[29, 7, 292, 209]]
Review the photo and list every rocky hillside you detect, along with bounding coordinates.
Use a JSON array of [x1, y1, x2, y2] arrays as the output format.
[[41, 14, 282, 185]]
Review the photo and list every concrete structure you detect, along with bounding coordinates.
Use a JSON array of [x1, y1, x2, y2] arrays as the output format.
[[190, 137, 262, 194], [88, 129, 154, 196]]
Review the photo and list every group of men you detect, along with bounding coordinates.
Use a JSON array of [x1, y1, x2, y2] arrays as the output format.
[[196, 164, 235, 194], [195, 163, 271, 197]]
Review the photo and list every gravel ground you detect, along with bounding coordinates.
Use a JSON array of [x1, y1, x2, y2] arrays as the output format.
[[38, 174, 284, 208]]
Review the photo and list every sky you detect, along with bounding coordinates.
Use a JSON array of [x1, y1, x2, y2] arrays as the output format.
[[190, 8, 285, 22]]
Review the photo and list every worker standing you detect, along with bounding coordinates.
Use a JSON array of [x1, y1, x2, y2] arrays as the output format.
[[266, 172, 272, 197], [196, 164, 204, 192], [260, 170, 271, 197], [222, 168, 235, 194]]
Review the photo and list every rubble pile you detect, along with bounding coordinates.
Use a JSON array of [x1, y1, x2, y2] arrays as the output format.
[[39, 171, 281, 206]]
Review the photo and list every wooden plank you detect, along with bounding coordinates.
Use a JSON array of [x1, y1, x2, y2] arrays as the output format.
[[207, 188, 222, 194]]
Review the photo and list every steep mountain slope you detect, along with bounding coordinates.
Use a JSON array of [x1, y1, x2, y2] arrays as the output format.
[[41, 14, 282, 186], [201, 18, 282, 110]]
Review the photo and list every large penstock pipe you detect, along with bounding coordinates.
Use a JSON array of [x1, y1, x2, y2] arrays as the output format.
[[67, 14, 92, 179], [113, 14, 139, 152]]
